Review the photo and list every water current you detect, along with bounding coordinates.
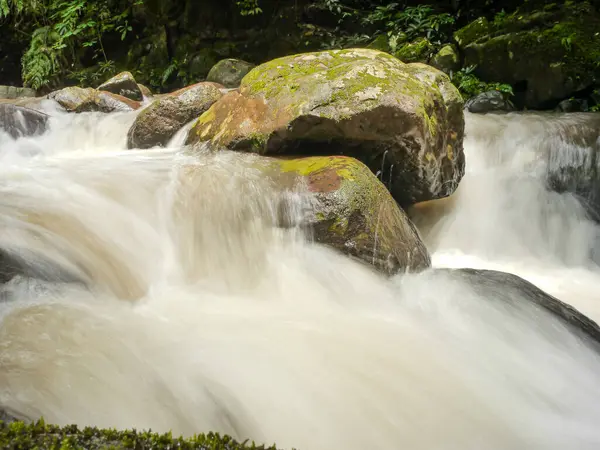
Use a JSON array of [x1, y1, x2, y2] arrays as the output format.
[[1, 102, 600, 449]]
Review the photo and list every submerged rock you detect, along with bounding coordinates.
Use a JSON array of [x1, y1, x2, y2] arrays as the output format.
[[457, 2, 600, 108], [97, 71, 143, 101], [0, 407, 27, 424], [556, 98, 589, 113], [0, 104, 48, 139], [465, 91, 514, 113], [264, 155, 431, 273], [0, 249, 81, 285], [127, 82, 223, 149], [543, 113, 600, 221], [187, 48, 465, 206], [206, 58, 256, 88], [48, 87, 140, 113], [442, 268, 600, 344]]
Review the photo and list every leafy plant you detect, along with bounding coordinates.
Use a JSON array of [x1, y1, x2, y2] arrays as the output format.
[[364, 4, 455, 45], [450, 65, 514, 99], [21, 25, 61, 89], [1, 0, 138, 89], [236, 0, 262, 16]]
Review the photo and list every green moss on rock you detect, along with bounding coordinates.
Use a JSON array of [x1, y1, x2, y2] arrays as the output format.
[[187, 48, 465, 206], [458, 2, 600, 108], [267, 155, 431, 273], [0, 419, 280, 450], [394, 38, 434, 64]]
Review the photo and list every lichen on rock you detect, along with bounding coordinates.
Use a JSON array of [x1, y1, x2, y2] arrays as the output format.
[[187, 48, 465, 206]]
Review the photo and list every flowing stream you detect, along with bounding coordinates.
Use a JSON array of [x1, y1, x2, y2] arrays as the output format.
[[1, 103, 600, 449]]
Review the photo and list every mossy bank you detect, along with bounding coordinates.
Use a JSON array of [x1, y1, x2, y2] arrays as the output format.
[[0, 419, 281, 450]]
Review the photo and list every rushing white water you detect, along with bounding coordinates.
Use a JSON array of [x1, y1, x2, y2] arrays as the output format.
[[411, 112, 600, 320], [2, 104, 600, 450]]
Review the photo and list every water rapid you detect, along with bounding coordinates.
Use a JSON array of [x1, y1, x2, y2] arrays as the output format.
[[2, 104, 600, 449]]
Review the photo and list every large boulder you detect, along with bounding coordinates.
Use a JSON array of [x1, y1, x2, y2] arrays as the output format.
[[457, 2, 600, 108], [97, 71, 143, 101], [257, 155, 430, 273], [0, 104, 48, 139], [48, 87, 141, 113], [206, 59, 256, 88], [127, 82, 223, 149], [187, 48, 465, 206]]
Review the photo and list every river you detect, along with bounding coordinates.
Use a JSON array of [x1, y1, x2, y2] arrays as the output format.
[[1, 102, 600, 449]]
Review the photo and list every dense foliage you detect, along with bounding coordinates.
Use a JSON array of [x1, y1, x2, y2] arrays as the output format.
[[0, 419, 282, 450], [0, 0, 598, 107]]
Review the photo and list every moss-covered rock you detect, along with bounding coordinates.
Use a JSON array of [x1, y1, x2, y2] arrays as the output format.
[[127, 82, 223, 149], [367, 34, 392, 53], [187, 48, 465, 206], [458, 2, 600, 108], [98, 71, 143, 102], [394, 38, 434, 64], [0, 420, 280, 450], [454, 17, 491, 48], [48, 87, 141, 113], [262, 155, 431, 273], [207, 59, 256, 88], [431, 44, 461, 74]]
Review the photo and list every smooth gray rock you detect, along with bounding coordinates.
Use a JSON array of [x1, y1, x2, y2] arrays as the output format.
[[0, 103, 48, 139]]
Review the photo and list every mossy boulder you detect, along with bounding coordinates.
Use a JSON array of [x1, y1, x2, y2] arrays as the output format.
[[454, 17, 491, 48], [48, 87, 141, 113], [431, 44, 461, 74], [187, 48, 465, 206], [458, 2, 600, 108], [394, 38, 434, 64], [0, 104, 48, 139], [98, 71, 143, 101], [127, 83, 223, 149], [261, 155, 431, 273], [206, 59, 256, 88]]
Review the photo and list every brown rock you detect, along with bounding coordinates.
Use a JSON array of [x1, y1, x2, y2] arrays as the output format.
[[127, 82, 223, 149]]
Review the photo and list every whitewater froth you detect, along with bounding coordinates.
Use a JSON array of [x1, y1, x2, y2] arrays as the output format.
[[1, 106, 600, 449]]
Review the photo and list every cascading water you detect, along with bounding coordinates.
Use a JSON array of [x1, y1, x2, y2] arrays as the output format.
[[411, 111, 600, 319], [2, 104, 600, 449]]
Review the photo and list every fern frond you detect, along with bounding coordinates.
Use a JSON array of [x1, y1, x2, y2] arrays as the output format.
[[22, 25, 62, 89]]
